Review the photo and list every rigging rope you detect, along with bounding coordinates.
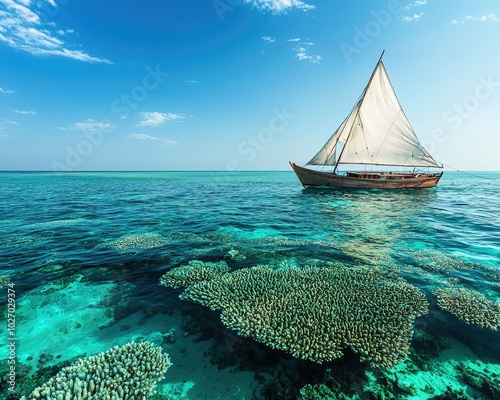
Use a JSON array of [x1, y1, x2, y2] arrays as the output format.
[[443, 164, 498, 180]]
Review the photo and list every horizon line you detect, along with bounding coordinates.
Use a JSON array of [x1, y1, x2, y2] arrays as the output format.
[[0, 169, 499, 173]]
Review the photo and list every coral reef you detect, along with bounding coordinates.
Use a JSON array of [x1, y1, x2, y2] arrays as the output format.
[[428, 387, 474, 400], [227, 248, 247, 262], [26, 218, 87, 229], [457, 364, 500, 399], [298, 383, 337, 399], [394, 250, 499, 290], [21, 341, 170, 400], [0, 234, 48, 249], [0, 275, 10, 288], [160, 260, 230, 289], [161, 263, 428, 368], [434, 287, 500, 331], [409, 329, 452, 369], [404, 250, 481, 273], [98, 233, 170, 251]]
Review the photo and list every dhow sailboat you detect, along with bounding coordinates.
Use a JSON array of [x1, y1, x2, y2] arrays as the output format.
[[290, 51, 443, 189]]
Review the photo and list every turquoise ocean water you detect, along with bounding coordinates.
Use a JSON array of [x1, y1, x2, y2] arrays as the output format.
[[0, 171, 499, 399]]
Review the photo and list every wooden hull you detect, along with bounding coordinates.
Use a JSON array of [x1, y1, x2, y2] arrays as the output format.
[[289, 162, 442, 189]]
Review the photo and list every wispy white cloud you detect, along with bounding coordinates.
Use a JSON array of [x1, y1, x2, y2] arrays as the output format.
[[402, 0, 426, 11], [401, 12, 424, 22], [261, 36, 277, 54], [400, 0, 426, 22], [57, 28, 74, 36], [68, 119, 115, 131], [185, 80, 199, 84], [262, 36, 321, 63], [291, 39, 321, 63], [0, 119, 18, 135], [1, 120, 18, 126], [9, 108, 36, 115], [295, 48, 321, 63], [245, 0, 315, 13], [0, 0, 111, 63], [136, 111, 187, 127], [0, 87, 15, 94], [451, 14, 499, 24], [262, 36, 276, 43], [127, 133, 179, 145]]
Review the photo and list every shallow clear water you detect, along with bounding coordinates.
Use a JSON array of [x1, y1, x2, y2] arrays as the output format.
[[0, 171, 499, 399]]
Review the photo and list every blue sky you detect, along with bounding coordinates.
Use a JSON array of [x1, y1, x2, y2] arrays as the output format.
[[0, 0, 499, 171]]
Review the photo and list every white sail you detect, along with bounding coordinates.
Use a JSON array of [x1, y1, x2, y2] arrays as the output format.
[[307, 59, 442, 168], [307, 103, 358, 165]]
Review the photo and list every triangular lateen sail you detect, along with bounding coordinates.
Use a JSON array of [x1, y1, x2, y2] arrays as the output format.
[[307, 59, 442, 169]]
